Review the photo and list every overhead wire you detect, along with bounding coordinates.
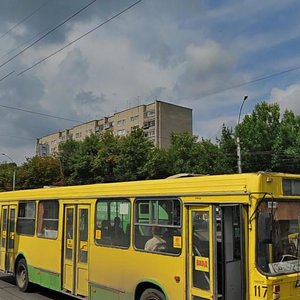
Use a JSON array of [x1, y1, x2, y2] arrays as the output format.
[[0, 103, 83, 123], [0, 0, 97, 70], [0, 0, 146, 127], [16, 0, 145, 77], [0, 71, 14, 83], [197, 64, 300, 99], [0, 0, 50, 41]]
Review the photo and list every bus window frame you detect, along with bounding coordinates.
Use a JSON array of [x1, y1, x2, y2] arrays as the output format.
[[133, 197, 183, 256], [37, 199, 59, 240], [255, 198, 300, 276], [16, 201, 36, 236], [94, 197, 131, 249]]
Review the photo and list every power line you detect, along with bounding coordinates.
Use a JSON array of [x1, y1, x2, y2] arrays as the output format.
[[17, 0, 145, 77], [0, 29, 46, 62], [0, 0, 97, 70], [0, 103, 83, 123], [0, 0, 145, 127], [0, 71, 15, 83], [0, 0, 50, 41], [199, 64, 300, 98]]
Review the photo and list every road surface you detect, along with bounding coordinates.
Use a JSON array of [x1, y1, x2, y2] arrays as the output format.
[[0, 274, 75, 300]]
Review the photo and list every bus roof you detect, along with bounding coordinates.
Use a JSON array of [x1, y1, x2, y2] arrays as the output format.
[[0, 172, 299, 201]]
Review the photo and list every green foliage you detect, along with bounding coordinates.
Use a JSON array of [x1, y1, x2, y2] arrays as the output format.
[[0, 163, 16, 191], [168, 132, 200, 174], [217, 125, 237, 173], [237, 102, 281, 172], [168, 132, 222, 175], [271, 110, 300, 173], [18, 156, 62, 189], [112, 128, 153, 181], [144, 148, 172, 179], [59, 134, 101, 185]]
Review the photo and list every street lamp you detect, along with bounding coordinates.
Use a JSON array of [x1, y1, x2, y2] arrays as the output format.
[[1, 153, 16, 191], [237, 96, 248, 174]]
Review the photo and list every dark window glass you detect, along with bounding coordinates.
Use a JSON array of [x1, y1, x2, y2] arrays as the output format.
[[17, 202, 36, 236], [8, 209, 15, 249], [95, 199, 130, 248], [192, 211, 210, 290], [79, 208, 88, 263], [1, 209, 7, 247], [65, 208, 74, 260], [256, 200, 300, 275], [37, 201, 59, 239], [134, 198, 182, 255]]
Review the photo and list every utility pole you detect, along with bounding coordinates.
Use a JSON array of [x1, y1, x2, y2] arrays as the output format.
[[237, 96, 248, 173]]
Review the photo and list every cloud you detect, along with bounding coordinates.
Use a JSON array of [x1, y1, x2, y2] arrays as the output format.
[[270, 84, 300, 114], [0, 0, 300, 165], [174, 41, 237, 100]]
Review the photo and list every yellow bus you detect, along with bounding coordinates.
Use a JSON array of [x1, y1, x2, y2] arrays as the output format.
[[0, 172, 300, 300]]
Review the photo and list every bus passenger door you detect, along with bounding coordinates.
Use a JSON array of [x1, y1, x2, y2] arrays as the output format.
[[188, 206, 217, 300], [63, 205, 90, 298], [0, 205, 16, 273]]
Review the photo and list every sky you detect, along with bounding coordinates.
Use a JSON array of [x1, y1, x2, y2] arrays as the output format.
[[0, 0, 300, 164]]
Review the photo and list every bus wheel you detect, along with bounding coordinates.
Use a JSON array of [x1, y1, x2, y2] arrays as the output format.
[[16, 258, 30, 292], [140, 288, 166, 300]]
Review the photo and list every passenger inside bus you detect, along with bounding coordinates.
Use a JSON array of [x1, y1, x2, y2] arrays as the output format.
[[111, 216, 126, 246], [144, 226, 166, 252]]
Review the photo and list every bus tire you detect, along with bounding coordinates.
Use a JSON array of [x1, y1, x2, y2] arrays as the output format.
[[15, 258, 30, 292], [140, 288, 166, 300]]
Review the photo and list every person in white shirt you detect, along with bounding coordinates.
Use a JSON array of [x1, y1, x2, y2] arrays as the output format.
[[144, 226, 166, 252]]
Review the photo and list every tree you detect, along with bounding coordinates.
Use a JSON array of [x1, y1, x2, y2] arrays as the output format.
[[18, 156, 62, 189], [168, 132, 200, 174], [144, 148, 172, 179], [59, 134, 101, 185], [93, 128, 154, 182], [0, 163, 17, 191], [271, 110, 300, 173], [237, 102, 280, 172], [113, 128, 154, 181], [216, 125, 237, 173]]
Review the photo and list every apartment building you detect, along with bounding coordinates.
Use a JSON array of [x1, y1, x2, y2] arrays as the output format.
[[36, 100, 192, 156]]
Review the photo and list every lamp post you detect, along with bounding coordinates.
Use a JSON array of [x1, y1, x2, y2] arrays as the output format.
[[1, 153, 16, 191], [237, 96, 248, 174]]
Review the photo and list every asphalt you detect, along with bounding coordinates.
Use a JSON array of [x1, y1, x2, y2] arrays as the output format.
[[0, 274, 75, 300]]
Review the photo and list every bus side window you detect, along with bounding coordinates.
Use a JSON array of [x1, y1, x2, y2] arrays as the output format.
[[134, 198, 182, 255], [16, 202, 36, 236], [95, 199, 131, 248], [37, 200, 59, 239]]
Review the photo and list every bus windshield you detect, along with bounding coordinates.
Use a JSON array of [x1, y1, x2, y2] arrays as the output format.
[[256, 200, 300, 275]]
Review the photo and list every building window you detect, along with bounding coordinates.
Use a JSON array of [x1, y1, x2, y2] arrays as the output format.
[[117, 119, 126, 126], [143, 120, 155, 129], [130, 115, 139, 122], [75, 132, 82, 138], [144, 110, 155, 118], [95, 199, 131, 248], [17, 202, 36, 236], [96, 124, 104, 132], [37, 201, 59, 239], [144, 130, 155, 138]]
